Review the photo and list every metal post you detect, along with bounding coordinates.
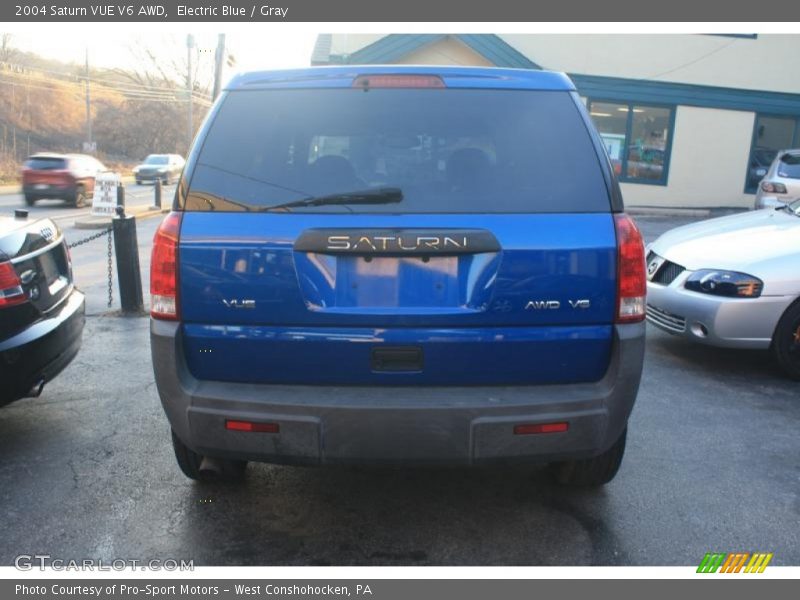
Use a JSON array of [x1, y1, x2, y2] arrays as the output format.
[[187, 34, 195, 153], [112, 211, 144, 314], [85, 47, 92, 150], [212, 33, 226, 100], [153, 178, 162, 210]]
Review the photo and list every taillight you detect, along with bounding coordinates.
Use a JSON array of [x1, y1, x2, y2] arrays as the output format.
[[150, 212, 182, 320], [614, 213, 646, 323], [761, 181, 787, 194], [0, 262, 26, 308], [352, 74, 446, 89]]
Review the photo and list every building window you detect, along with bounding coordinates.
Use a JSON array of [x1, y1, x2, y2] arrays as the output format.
[[587, 100, 674, 186], [745, 114, 800, 193]]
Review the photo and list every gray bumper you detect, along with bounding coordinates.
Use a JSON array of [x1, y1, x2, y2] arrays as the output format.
[[151, 320, 645, 466]]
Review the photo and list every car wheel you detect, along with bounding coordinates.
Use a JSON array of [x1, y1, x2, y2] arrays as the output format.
[[771, 300, 800, 381], [136, 179, 142, 186], [171, 429, 247, 482], [73, 187, 87, 208], [24, 194, 35, 206], [550, 427, 627, 487]]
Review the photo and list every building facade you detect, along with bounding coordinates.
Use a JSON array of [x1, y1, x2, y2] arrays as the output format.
[[311, 34, 800, 209]]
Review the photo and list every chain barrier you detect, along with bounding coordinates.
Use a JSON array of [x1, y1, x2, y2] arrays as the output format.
[[67, 227, 114, 309]]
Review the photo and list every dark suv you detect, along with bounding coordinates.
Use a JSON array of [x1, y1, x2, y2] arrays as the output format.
[[150, 66, 647, 486], [21, 153, 107, 208]]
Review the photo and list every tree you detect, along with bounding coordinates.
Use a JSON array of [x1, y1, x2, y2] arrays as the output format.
[[0, 33, 18, 63]]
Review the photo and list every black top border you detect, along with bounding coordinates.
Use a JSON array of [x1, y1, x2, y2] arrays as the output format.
[[4, 0, 800, 22]]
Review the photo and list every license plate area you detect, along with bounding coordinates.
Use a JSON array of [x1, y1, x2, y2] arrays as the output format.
[[337, 255, 459, 308], [371, 346, 423, 372]]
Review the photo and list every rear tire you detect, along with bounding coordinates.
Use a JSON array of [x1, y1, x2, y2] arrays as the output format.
[[550, 427, 627, 487], [24, 194, 35, 206], [771, 300, 800, 381], [72, 186, 86, 208], [171, 429, 247, 482]]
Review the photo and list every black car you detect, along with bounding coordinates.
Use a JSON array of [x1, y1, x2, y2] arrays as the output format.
[[0, 211, 85, 406], [133, 154, 185, 185]]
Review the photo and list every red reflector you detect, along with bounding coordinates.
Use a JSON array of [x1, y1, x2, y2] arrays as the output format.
[[514, 422, 569, 435], [225, 420, 279, 433], [352, 74, 446, 89]]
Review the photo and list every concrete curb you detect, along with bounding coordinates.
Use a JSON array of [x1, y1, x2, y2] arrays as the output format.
[[627, 206, 712, 217], [74, 205, 168, 229]]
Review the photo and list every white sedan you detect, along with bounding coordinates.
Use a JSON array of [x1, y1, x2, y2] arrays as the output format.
[[645, 200, 800, 379]]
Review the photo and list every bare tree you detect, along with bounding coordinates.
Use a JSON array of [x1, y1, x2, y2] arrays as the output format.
[[0, 33, 18, 63], [113, 35, 213, 97]]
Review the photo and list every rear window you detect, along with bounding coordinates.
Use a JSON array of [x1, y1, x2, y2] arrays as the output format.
[[185, 88, 610, 213], [25, 157, 66, 170], [777, 153, 800, 179]]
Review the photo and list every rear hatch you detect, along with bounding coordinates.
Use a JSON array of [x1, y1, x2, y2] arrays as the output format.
[[175, 74, 618, 386], [0, 216, 73, 339], [22, 156, 71, 189]]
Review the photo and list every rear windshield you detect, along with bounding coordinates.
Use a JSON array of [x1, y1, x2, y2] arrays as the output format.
[[25, 157, 66, 170], [185, 88, 610, 213], [778, 154, 800, 179]]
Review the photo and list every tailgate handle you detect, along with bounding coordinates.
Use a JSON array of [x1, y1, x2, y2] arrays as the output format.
[[294, 229, 500, 256], [371, 346, 423, 372]]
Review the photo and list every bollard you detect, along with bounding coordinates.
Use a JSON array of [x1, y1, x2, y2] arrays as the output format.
[[112, 209, 144, 314], [117, 182, 126, 209], [154, 178, 162, 209]]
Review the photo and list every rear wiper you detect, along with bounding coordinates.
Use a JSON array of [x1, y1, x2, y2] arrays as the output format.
[[775, 204, 799, 216], [260, 187, 403, 212]]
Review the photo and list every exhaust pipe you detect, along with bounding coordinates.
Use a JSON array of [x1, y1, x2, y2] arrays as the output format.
[[26, 378, 45, 398], [198, 456, 226, 478]]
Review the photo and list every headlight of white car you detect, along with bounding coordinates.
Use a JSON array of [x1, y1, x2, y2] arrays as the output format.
[[684, 270, 763, 298]]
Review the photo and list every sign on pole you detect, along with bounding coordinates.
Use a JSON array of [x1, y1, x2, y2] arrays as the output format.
[[90, 172, 121, 217]]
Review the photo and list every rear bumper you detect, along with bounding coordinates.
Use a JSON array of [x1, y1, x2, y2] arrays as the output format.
[[0, 290, 85, 406], [22, 184, 76, 201], [151, 320, 645, 466]]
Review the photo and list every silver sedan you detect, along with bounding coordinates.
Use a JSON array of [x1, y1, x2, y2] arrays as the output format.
[[645, 200, 800, 379]]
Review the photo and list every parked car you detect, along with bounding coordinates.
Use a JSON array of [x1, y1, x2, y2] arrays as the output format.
[[646, 200, 800, 379], [754, 149, 800, 209], [0, 210, 85, 406], [150, 66, 647, 485], [133, 154, 185, 185], [747, 146, 775, 191], [21, 153, 107, 208]]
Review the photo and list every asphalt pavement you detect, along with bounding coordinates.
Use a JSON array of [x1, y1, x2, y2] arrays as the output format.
[[0, 212, 798, 566]]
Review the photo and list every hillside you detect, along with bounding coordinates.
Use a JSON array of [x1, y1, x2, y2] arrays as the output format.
[[0, 42, 211, 183]]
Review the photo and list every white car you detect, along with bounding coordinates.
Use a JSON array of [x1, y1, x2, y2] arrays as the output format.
[[645, 200, 800, 379], [754, 149, 800, 209]]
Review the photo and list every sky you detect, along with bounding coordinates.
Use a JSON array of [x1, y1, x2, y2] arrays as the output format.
[[6, 25, 319, 85]]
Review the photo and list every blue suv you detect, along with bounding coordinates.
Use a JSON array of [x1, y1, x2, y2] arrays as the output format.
[[150, 66, 646, 486]]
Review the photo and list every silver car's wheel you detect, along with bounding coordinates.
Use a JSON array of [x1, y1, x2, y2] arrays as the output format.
[[772, 301, 800, 381]]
